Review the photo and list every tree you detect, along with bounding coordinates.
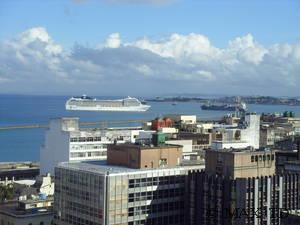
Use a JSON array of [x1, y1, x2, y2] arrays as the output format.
[[0, 183, 14, 202]]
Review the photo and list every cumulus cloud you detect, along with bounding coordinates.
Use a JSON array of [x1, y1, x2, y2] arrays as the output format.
[[0, 27, 300, 96], [104, 33, 121, 48]]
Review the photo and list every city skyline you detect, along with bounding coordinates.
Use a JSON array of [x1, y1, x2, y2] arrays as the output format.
[[0, 0, 300, 96]]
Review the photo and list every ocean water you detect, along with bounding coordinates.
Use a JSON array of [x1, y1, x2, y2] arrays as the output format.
[[1, 94, 300, 162]]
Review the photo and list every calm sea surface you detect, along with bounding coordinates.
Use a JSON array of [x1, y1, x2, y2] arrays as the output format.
[[1, 94, 300, 162]]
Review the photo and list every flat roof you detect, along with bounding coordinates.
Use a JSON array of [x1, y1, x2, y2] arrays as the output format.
[[109, 143, 182, 150], [206, 148, 276, 154], [0, 162, 39, 171], [0, 201, 53, 218], [57, 160, 202, 176]]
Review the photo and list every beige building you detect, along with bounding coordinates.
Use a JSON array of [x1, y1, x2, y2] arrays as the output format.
[[107, 143, 182, 169], [205, 148, 276, 178]]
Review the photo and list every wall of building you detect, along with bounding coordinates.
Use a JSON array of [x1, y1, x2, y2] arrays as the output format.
[[40, 118, 144, 175], [40, 119, 70, 175], [107, 144, 182, 169], [165, 140, 193, 154], [54, 166, 106, 225], [240, 114, 260, 149], [211, 141, 250, 150], [54, 163, 199, 225], [188, 171, 300, 225], [205, 150, 276, 178], [139, 146, 182, 168]]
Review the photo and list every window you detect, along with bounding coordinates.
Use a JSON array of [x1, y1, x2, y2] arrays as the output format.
[[251, 156, 254, 162], [159, 158, 167, 166]]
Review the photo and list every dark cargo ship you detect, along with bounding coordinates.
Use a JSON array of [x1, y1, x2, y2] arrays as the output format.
[[201, 102, 247, 112]]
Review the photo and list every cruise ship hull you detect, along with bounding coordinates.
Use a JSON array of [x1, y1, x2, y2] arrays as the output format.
[[66, 105, 151, 112]]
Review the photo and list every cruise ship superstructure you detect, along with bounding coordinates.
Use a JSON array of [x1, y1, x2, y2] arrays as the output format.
[[65, 95, 151, 112]]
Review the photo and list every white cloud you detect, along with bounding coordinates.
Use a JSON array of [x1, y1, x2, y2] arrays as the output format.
[[104, 33, 121, 48], [130, 33, 220, 62], [0, 27, 300, 96]]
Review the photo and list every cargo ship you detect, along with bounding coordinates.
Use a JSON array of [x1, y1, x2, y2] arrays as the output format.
[[66, 95, 151, 112], [201, 102, 247, 112]]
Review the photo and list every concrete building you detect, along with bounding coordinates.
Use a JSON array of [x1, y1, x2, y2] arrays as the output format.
[[165, 115, 197, 125], [178, 133, 211, 150], [165, 139, 193, 158], [107, 143, 182, 169], [188, 171, 300, 225], [276, 117, 300, 135], [40, 117, 141, 175], [260, 124, 275, 147], [188, 148, 300, 225], [0, 162, 39, 182], [54, 161, 202, 225], [211, 113, 260, 150], [205, 148, 276, 179], [276, 150, 299, 174], [0, 197, 53, 225]]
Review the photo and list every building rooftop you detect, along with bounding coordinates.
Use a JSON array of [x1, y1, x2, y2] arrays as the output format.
[[0, 198, 53, 218], [58, 160, 202, 176], [0, 162, 39, 172], [207, 148, 276, 155], [110, 143, 182, 150]]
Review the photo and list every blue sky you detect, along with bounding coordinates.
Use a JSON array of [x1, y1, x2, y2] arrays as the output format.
[[0, 0, 300, 96], [1, 0, 299, 47]]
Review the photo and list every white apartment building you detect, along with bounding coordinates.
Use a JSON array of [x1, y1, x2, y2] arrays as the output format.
[[211, 113, 260, 150], [40, 117, 141, 175]]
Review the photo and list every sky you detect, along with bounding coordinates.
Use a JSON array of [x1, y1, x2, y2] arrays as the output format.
[[0, 0, 300, 97]]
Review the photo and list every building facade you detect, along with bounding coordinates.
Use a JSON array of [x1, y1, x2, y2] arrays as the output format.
[[205, 149, 276, 179], [107, 143, 182, 169], [188, 171, 300, 225], [211, 114, 260, 150], [54, 162, 202, 225], [40, 118, 141, 175], [187, 148, 300, 225]]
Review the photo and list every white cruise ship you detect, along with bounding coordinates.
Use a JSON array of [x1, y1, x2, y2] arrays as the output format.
[[65, 95, 150, 112]]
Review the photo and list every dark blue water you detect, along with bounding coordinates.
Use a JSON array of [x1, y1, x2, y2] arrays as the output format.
[[1, 94, 300, 162]]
